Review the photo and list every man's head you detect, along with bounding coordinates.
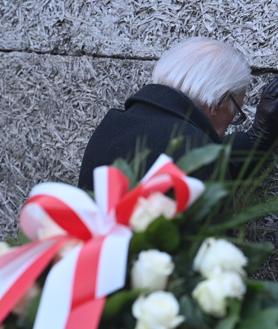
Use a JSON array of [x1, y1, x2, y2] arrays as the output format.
[[152, 37, 251, 136]]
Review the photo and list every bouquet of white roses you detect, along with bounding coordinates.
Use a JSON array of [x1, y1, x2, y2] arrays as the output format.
[[1, 143, 278, 329]]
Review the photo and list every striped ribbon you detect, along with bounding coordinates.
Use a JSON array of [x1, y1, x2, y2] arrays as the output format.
[[0, 154, 204, 328]]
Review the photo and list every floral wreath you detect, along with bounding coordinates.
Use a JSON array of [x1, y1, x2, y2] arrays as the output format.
[[0, 144, 278, 329]]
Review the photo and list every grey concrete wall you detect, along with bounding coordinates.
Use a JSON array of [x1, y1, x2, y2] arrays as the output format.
[[0, 52, 153, 236], [1, 0, 277, 68], [0, 0, 277, 259]]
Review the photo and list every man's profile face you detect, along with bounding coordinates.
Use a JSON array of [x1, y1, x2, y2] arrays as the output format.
[[202, 92, 246, 137]]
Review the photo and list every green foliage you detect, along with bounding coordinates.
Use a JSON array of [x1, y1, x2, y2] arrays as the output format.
[[234, 280, 278, 329], [6, 232, 30, 246], [181, 182, 228, 224], [103, 289, 143, 320], [245, 280, 278, 308], [113, 137, 150, 185], [145, 217, 181, 253], [130, 217, 181, 255], [4, 142, 278, 329], [231, 240, 274, 274], [129, 231, 153, 255], [24, 293, 41, 327], [124, 142, 277, 329], [209, 198, 278, 233], [237, 308, 278, 329], [178, 144, 224, 174], [165, 135, 185, 157], [129, 138, 150, 182], [215, 300, 241, 329], [179, 295, 210, 329]]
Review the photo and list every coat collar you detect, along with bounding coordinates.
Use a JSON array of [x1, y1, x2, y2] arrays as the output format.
[[125, 84, 221, 143]]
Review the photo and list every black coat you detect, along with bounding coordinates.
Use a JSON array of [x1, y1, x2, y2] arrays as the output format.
[[78, 84, 255, 191]]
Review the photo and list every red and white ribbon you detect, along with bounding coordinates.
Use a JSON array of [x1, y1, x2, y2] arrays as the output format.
[[0, 154, 204, 328]]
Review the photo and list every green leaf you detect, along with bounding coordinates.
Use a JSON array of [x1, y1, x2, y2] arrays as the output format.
[[177, 144, 224, 174], [168, 277, 188, 297], [24, 292, 41, 327], [130, 218, 182, 255], [209, 198, 278, 232], [179, 295, 210, 329], [246, 279, 278, 305], [6, 231, 30, 246], [145, 217, 181, 253], [237, 308, 278, 329], [165, 136, 185, 157], [216, 316, 238, 329], [129, 232, 153, 256], [215, 300, 241, 329], [103, 290, 142, 319], [130, 138, 150, 181], [240, 281, 278, 323], [182, 183, 228, 223], [217, 143, 232, 181]]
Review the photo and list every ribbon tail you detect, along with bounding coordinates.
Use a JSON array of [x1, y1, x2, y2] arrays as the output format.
[[33, 245, 82, 329], [65, 298, 105, 329], [34, 226, 132, 329], [95, 226, 132, 298], [0, 236, 69, 322], [34, 239, 105, 329]]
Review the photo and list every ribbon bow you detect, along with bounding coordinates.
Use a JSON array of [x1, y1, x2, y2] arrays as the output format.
[[0, 154, 204, 328]]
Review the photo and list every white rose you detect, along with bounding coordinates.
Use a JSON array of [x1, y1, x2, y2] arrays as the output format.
[[193, 238, 247, 277], [130, 192, 176, 232], [0, 242, 11, 255], [131, 250, 174, 291], [132, 292, 185, 329], [193, 271, 246, 318]]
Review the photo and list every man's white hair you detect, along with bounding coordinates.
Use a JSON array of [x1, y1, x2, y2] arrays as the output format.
[[152, 37, 251, 108]]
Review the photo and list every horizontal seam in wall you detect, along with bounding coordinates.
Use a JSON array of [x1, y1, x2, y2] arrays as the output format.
[[0, 48, 277, 74], [0, 47, 157, 62]]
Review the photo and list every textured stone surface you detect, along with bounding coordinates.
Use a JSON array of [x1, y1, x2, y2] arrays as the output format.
[[0, 0, 277, 68], [0, 51, 153, 238]]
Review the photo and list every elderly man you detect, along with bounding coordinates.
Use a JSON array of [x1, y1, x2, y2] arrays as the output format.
[[78, 37, 278, 190]]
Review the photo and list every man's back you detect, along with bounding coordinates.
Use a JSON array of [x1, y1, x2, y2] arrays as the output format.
[[78, 84, 221, 191]]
